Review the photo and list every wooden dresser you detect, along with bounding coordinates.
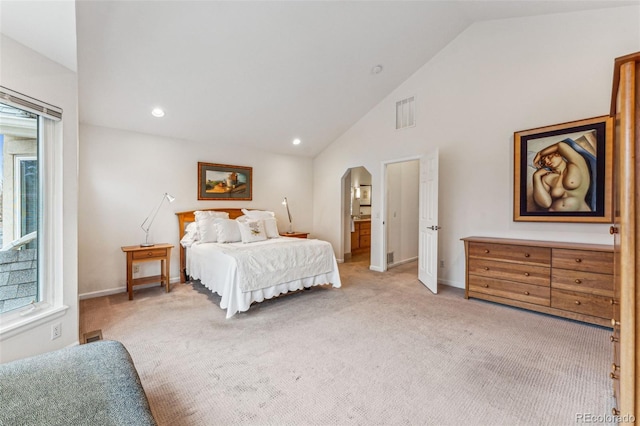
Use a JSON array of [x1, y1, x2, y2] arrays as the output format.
[[462, 237, 614, 327]]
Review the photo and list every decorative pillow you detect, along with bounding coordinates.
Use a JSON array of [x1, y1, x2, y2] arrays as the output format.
[[241, 209, 275, 219], [237, 215, 279, 238], [263, 217, 280, 238], [216, 219, 242, 243], [180, 222, 200, 247], [238, 219, 267, 243]]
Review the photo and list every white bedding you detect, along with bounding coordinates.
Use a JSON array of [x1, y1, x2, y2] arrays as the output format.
[[187, 237, 342, 318]]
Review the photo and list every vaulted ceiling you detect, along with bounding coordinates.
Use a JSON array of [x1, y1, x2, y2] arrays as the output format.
[[2, 1, 636, 157]]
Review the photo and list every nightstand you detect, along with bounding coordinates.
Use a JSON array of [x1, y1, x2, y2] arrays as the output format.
[[121, 243, 173, 300], [280, 232, 309, 239]]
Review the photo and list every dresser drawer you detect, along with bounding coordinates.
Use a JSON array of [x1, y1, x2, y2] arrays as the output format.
[[552, 249, 613, 274], [132, 248, 167, 259], [469, 242, 550, 266], [552, 268, 614, 296], [469, 276, 550, 306], [551, 289, 613, 319], [468, 258, 550, 287]]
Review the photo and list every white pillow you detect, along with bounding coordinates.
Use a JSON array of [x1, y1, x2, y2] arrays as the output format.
[[194, 211, 229, 243], [216, 219, 242, 243], [203, 218, 229, 243], [241, 209, 275, 219], [180, 222, 200, 247], [238, 219, 268, 243], [263, 217, 280, 238], [237, 215, 279, 238]]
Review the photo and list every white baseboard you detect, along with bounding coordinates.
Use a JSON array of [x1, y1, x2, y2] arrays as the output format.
[[79, 276, 182, 300]]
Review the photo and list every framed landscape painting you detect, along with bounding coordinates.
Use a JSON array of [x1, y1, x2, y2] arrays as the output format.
[[197, 162, 252, 201], [513, 116, 613, 223]]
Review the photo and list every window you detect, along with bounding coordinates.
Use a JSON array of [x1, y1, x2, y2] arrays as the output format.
[[0, 103, 39, 313], [0, 88, 66, 339]]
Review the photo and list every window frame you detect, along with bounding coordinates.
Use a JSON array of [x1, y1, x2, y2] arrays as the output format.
[[0, 88, 67, 340]]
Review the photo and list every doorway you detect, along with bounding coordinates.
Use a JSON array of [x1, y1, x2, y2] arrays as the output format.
[[342, 166, 372, 264], [382, 151, 439, 294], [384, 159, 419, 270]]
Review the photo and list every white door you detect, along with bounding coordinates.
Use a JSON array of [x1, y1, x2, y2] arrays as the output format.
[[418, 149, 439, 293]]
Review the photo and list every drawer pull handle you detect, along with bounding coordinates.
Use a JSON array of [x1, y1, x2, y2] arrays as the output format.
[[524, 272, 530, 277], [610, 299, 618, 305], [147, 252, 153, 257], [484, 249, 490, 253], [611, 363, 620, 372], [483, 284, 489, 288], [610, 372, 619, 380], [574, 300, 581, 305], [484, 267, 489, 271], [612, 408, 620, 416], [524, 253, 530, 258], [574, 279, 582, 284], [610, 335, 619, 343], [575, 258, 582, 263], [524, 291, 529, 295], [611, 318, 620, 327]]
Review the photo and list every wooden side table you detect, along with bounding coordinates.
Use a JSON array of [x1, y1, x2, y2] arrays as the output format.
[[280, 232, 309, 239], [121, 243, 173, 300]]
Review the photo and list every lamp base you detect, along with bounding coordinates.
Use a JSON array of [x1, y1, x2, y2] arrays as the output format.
[[285, 231, 295, 234], [140, 243, 155, 247]]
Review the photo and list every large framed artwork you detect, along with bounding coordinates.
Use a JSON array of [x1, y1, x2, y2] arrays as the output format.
[[513, 116, 613, 223], [197, 162, 252, 201]]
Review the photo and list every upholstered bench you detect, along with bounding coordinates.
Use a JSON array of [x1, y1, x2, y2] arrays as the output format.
[[0, 340, 156, 426]]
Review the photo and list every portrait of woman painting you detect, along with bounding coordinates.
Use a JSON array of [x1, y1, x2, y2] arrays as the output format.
[[513, 116, 613, 223]]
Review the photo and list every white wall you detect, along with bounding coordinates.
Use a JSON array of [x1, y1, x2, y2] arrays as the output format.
[[0, 35, 79, 361], [313, 6, 640, 287], [78, 124, 314, 296]]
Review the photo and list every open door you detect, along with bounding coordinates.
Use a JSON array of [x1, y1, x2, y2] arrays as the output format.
[[418, 149, 439, 293]]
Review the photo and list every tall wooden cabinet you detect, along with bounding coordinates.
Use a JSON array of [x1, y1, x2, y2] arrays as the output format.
[[610, 51, 639, 423]]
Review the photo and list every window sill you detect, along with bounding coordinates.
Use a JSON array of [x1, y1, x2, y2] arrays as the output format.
[[0, 304, 69, 341]]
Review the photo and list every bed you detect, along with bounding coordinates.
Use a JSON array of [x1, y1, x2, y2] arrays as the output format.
[[176, 208, 341, 318]]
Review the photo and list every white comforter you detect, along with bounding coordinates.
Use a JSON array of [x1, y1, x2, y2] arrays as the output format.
[[187, 237, 342, 318]]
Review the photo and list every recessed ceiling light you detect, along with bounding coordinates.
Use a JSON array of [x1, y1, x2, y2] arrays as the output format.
[[292, 138, 301, 145], [371, 64, 383, 74], [151, 107, 165, 118]]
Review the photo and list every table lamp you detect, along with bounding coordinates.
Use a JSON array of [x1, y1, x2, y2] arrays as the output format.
[[141, 192, 175, 247], [282, 197, 293, 234]]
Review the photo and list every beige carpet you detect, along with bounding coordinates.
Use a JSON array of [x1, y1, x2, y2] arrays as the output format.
[[80, 256, 615, 426]]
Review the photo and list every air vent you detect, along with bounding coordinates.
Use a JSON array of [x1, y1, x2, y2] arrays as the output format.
[[395, 96, 415, 129], [387, 252, 395, 264], [83, 330, 103, 344]]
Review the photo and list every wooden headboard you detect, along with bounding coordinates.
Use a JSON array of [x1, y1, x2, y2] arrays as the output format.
[[175, 208, 246, 283]]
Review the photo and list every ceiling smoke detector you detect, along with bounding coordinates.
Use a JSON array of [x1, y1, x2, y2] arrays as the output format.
[[371, 64, 383, 75]]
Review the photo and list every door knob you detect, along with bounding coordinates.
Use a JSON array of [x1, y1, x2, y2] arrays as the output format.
[[428, 225, 440, 231]]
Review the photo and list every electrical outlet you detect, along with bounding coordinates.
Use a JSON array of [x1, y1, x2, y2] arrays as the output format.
[[439, 260, 445, 268], [51, 323, 61, 340], [133, 265, 140, 273]]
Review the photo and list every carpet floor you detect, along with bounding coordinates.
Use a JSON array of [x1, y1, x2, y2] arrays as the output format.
[[80, 255, 614, 425]]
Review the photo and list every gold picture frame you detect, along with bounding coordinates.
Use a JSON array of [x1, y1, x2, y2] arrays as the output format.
[[513, 116, 613, 223], [197, 162, 252, 201]]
